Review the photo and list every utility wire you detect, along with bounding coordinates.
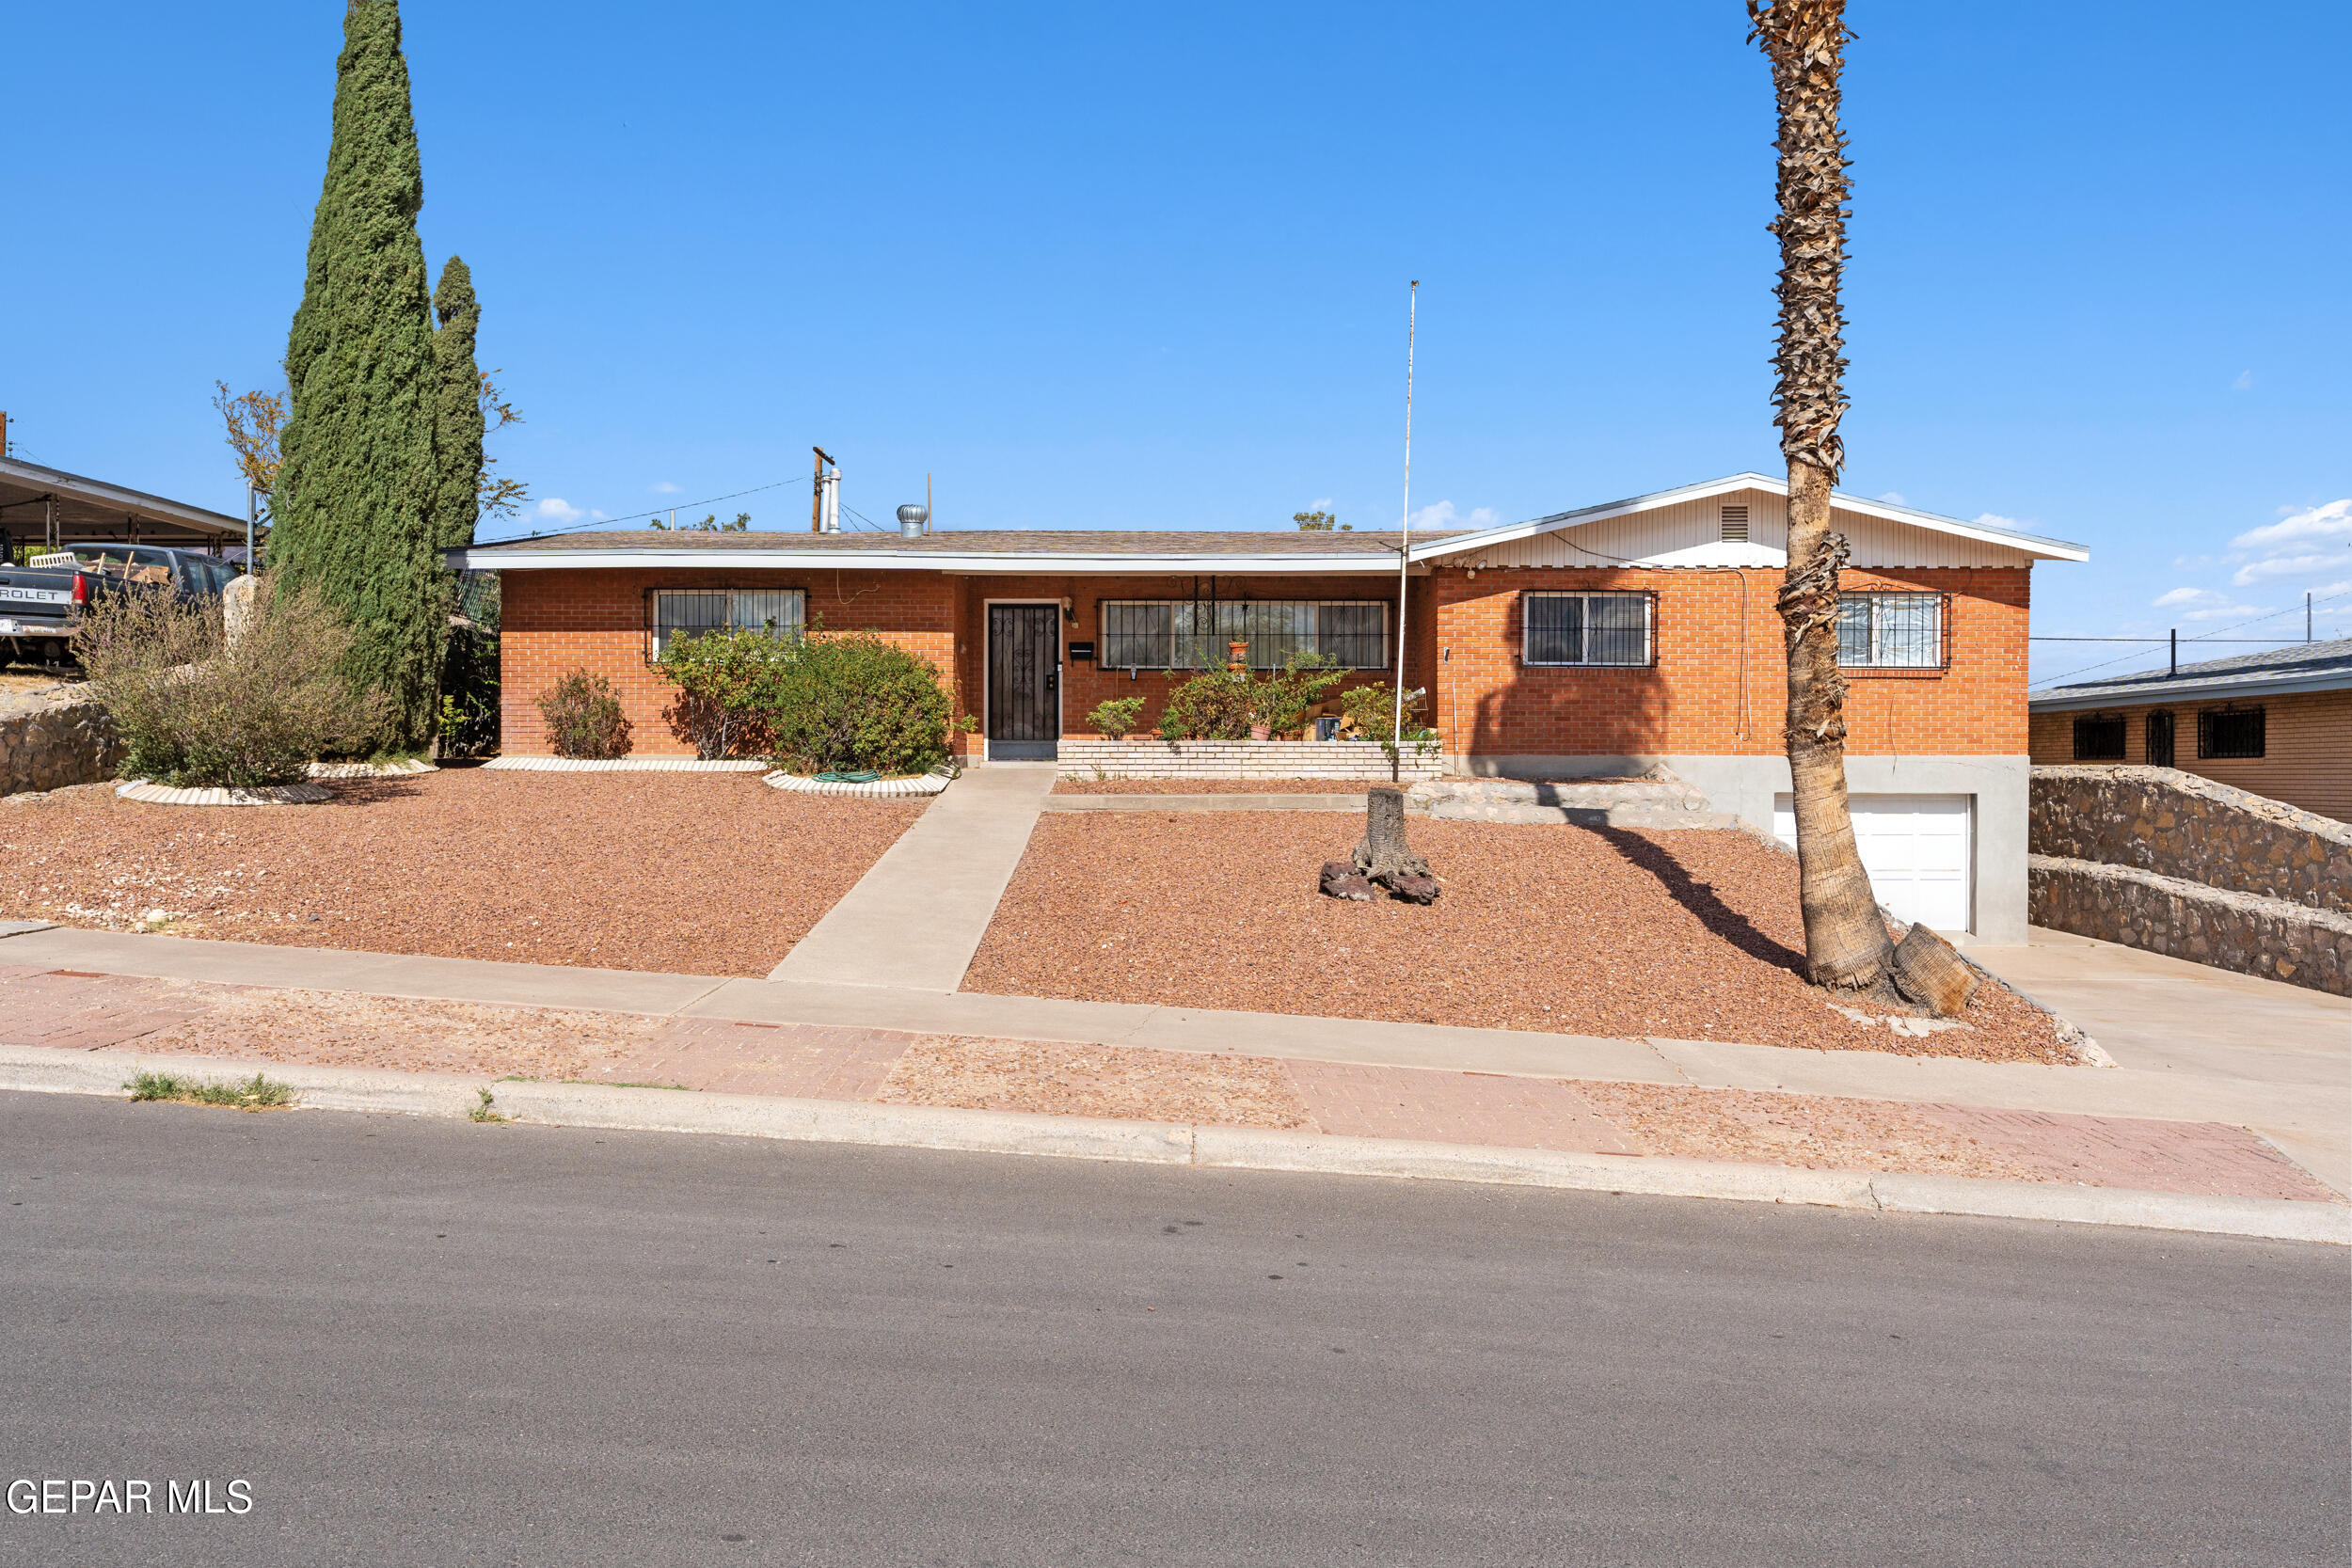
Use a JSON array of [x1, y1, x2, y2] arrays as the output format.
[[2030, 587, 2352, 689], [479, 475, 814, 543]]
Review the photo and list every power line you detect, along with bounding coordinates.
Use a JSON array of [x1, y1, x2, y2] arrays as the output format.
[[2030, 587, 2352, 689], [480, 474, 813, 542]]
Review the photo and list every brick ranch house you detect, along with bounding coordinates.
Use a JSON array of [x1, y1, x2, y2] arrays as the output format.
[[451, 473, 2088, 942], [2028, 637, 2351, 823]]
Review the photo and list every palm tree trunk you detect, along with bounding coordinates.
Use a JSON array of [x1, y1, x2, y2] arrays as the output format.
[[1752, 0, 1894, 993]]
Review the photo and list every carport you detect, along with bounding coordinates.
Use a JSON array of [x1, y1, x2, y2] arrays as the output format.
[[0, 453, 254, 560]]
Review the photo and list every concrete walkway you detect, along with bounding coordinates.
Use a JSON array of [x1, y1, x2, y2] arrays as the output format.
[[3, 919, 2343, 1193], [767, 763, 1057, 990]]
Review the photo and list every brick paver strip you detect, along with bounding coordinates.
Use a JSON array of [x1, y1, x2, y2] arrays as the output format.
[[0, 969, 222, 1053], [1913, 1104, 2336, 1203], [614, 1019, 914, 1100], [1286, 1060, 1642, 1155]]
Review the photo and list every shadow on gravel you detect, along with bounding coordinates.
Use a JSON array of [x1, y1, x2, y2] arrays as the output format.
[[318, 778, 430, 807], [1593, 826, 1808, 974]]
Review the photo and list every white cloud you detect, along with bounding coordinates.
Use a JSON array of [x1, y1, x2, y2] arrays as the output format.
[[532, 497, 584, 525], [1409, 499, 1501, 531], [2152, 585, 2268, 622], [650, 481, 680, 494], [1309, 497, 1333, 512], [2228, 499, 2352, 586], [2231, 370, 2254, 391], [1875, 491, 1907, 506], [1973, 512, 2024, 531]]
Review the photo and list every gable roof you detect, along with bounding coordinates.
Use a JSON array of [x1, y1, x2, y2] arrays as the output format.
[[2028, 637, 2352, 711], [0, 455, 250, 546], [1408, 472, 2090, 564]]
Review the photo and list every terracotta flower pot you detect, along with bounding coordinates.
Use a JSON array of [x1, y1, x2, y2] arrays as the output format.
[[1249, 724, 1271, 741]]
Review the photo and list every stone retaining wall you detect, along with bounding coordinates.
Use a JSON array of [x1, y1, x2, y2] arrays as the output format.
[[1057, 738, 1439, 782], [2030, 765, 2350, 915], [2028, 855, 2350, 996], [0, 689, 120, 796]]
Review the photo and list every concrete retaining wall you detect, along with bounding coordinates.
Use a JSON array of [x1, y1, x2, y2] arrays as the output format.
[[0, 688, 120, 796], [2028, 855, 2350, 996], [1058, 738, 1439, 782], [2029, 765, 2350, 916]]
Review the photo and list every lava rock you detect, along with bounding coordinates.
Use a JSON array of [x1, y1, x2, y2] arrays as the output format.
[[1319, 861, 1377, 901], [1380, 873, 1441, 905]]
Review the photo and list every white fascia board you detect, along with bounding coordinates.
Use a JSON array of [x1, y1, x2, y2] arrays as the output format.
[[447, 548, 1412, 575], [2028, 670, 2352, 711], [1411, 471, 2093, 564]]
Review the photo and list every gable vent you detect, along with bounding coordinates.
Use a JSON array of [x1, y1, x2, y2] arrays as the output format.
[[1719, 504, 1750, 543]]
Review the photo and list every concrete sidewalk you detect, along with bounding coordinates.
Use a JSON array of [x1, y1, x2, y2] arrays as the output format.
[[767, 763, 1056, 990], [4, 918, 2344, 1196]]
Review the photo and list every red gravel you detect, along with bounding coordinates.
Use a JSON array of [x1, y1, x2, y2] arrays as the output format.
[[1053, 777, 1373, 794], [0, 769, 920, 975], [964, 813, 2075, 1062]]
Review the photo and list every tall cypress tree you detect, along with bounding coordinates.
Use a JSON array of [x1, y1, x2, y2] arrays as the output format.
[[272, 0, 442, 747], [431, 257, 485, 551]]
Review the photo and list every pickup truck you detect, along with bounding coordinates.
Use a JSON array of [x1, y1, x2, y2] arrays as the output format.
[[0, 545, 241, 666]]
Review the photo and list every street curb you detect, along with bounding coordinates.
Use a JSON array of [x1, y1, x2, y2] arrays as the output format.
[[2, 1044, 2342, 1245]]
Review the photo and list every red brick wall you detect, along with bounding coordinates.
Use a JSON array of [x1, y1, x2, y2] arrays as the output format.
[[1429, 565, 2029, 758], [951, 574, 1434, 742], [500, 568, 960, 756]]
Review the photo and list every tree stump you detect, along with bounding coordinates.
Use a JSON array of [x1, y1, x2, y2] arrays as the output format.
[[1889, 923, 1979, 1017], [1350, 785, 1438, 901], [1318, 861, 1376, 901]]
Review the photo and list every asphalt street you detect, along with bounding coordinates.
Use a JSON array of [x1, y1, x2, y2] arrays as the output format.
[[1, 1091, 2344, 1566]]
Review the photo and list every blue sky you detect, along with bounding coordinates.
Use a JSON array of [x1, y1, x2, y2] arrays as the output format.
[[9, 2, 2346, 683]]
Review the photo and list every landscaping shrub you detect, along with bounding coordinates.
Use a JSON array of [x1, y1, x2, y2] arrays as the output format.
[[1251, 651, 1345, 738], [534, 668, 633, 759], [437, 624, 501, 759], [658, 626, 789, 759], [74, 578, 382, 788], [1087, 694, 1146, 739], [1157, 667, 1256, 740], [1339, 682, 1429, 745], [761, 632, 954, 776]]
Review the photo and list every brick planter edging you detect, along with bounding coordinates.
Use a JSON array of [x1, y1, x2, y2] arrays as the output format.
[[763, 770, 950, 799], [1057, 738, 1438, 783], [115, 780, 332, 808]]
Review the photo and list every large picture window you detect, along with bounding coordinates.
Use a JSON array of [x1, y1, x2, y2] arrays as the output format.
[[1836, 592, 1945, 668], [1096, 599, 1390, 670], [1523, 592, 1652, 667], [650, 588, 805, 657]]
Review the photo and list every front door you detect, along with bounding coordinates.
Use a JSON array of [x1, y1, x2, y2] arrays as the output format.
[[987, 604, 1061, 760]]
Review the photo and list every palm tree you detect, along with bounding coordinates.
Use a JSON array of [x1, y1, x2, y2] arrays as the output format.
[[1749, 0, 1894, 993]]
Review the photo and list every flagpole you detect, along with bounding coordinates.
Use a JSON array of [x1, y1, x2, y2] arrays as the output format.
[[1391, 281, 1418, 757]]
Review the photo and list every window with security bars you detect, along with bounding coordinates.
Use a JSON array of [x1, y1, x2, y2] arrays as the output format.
[[1522, 592, 1652, 667], [2198, 706, 2265, 759], [1095, 600, 1390, 670], [1835, 592, 1945, 668], [2073, 715, 2126, 761], [649, 588, 805, 657]]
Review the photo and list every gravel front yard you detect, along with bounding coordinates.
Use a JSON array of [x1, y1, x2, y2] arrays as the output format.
[[0, 769, 921, 975], [964, 813, 2076, 1062]]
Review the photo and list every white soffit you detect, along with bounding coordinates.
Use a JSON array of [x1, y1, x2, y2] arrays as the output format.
[[1415, 473, 2090, 568]]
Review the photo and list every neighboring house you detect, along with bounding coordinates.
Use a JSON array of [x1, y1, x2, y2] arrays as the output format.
[[2028, 638, 2352, 823], [452, 472, 2088, 942]]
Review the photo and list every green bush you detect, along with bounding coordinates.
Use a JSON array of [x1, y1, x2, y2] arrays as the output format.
[[437, 625, 500, 758], [760, 632, 953, 777], [1087, 694, 1147, 739], [658, 626, 790, 759], [1251, 651, 1346, 737], [535, 668, 632, 759], [1158, 667, 1256, 740], [1339, 682, 1428, 745], [74, 577, 382, 788]]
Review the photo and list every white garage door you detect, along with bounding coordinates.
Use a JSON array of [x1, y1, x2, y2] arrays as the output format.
[[1772, 792, 1973, 933]]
